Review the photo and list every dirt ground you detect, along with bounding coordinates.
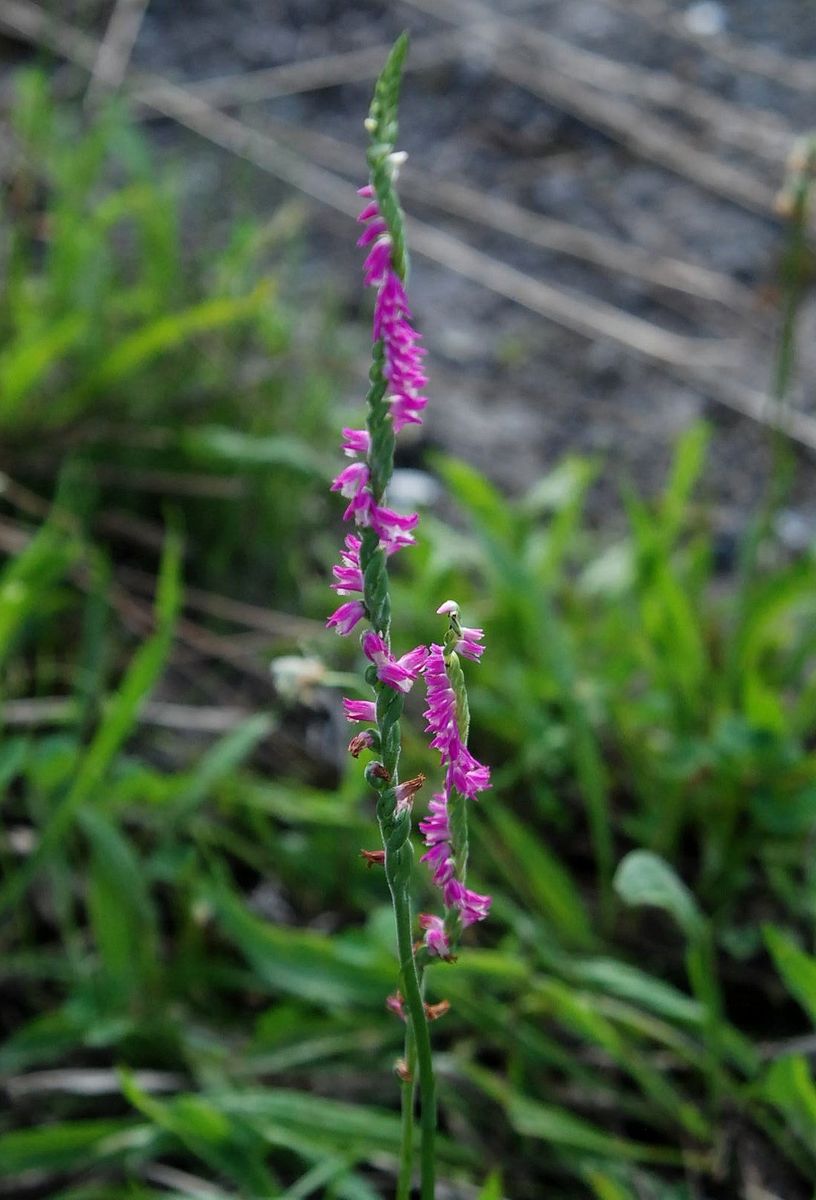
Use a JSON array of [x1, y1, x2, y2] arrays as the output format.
[[21, 0, 816, 535]]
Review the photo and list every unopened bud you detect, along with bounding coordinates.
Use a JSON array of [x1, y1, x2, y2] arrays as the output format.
[[395, 1058, 413, 1082], [364, 761, 391, 789], [436, 599, 459, 616], [364, 117, 377, 133], [360, 849, 386, 868]]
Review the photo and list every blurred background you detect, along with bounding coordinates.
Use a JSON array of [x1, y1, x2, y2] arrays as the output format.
[[2, 1, 816, 1198]]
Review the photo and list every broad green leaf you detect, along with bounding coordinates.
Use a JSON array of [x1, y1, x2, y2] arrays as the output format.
[[0, 314, 85, 420], [467, 1066, 690, 1165], [614, 851, 701, 938], [659, 423, 709, 544], [569, 957, 703, 1025], [81, 809, 159, 1006], [169, 714, 274, 817]]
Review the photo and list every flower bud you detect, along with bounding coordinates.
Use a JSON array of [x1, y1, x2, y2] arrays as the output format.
[[364, 761, 391, 789]]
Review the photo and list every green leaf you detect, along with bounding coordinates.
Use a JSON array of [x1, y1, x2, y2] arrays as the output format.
[[659, 423, 709, 544], [761, 1054, 816, 1142], [183, 426, 327, 477], [476, 1171, 503, 1200], [205, 878, 394, 1008], [765, 924, 816, 1025], [481, 801, 595, 950], [81, 809, 159, 1006], [434, 454, 515, 541], [568, 957, 703, 1025], [120, 1070, 279, 1196], [0, 529, 181, 915], [467, 1066, 689, 1165], [170, 714, 274, 817], [614, 851, 701, 938], [0, 314, 86, 421], [0, 1119, 149, 1173], [73, 284, 271, 396]]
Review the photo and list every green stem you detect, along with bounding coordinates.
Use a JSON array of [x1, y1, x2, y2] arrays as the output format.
[[387, 859, 436, 1200], [396, 995, 418, 1200]]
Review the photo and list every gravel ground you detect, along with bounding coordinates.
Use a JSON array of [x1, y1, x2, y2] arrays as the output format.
[[24, 0, 816, 534]]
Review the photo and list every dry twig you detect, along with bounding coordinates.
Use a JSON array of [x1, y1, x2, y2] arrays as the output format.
[[85, 0, 150, 104], [134, 29, 466, 110], [603, 0, 816, 94], [404, 0, 788, 222], [258, 111, 752, 311]]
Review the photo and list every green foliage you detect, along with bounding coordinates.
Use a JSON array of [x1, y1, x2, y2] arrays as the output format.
[[3, 69, 816, 1200], [0, 69, 341, 605]]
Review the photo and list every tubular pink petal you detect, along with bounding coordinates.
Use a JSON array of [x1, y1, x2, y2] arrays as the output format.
[[326, 600, 366, 636], [342, 698, 377, 723]]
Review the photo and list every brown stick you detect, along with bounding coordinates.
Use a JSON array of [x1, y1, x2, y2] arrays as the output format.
[[0, 695, 257, 732], [258, 111, 752, 311], [603, 0, 816, 95], [405, 0, 796, 163], [402, 0, 785, 222], [134, 29, 466, 110], [85, 0, 150, 104]]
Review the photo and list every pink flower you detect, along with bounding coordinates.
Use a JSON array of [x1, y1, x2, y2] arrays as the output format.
[[363, 238, 393, 287], [418, 793, 450, 846], [331, 461, 369, 499], [420, 839, 454, 887], [342, 428, 370, 458], [418, 913, 451, 958], [357, 192, 429, 435], [369, 503, 419, 545], [422, 645, 458, 758], [362, 632, 428, 693], [457, 626, 485, 662], [343, 698, 377, 723], [331, 534, 364, 596], [447, 742, 491, 799], [326, 599, 366, 636], [443, 880, 492, 926]]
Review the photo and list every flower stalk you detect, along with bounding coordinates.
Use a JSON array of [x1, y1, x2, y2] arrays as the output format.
[[328, 35, 494, 1198], [328, 33, 437, 1198]]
